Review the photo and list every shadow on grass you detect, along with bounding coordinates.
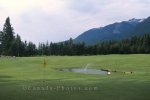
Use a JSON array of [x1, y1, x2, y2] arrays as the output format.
[[0, 75, 13, 82], [0, 75, 12, 78]]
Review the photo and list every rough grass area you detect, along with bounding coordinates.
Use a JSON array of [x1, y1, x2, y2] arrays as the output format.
[[0, 54, 150, 100]]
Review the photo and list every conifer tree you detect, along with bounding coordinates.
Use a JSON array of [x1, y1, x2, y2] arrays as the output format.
[[1, 17, 15, 55]]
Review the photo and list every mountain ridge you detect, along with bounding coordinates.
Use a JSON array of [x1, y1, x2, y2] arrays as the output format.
[[74, 17, 150, 45]]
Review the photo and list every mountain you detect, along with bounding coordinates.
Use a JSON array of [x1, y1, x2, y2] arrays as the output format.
[[134, 17, 150, 34], [74, 17, 150, 45]]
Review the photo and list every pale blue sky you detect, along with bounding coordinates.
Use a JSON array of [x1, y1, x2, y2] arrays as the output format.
[[0, 0, 150, 44]]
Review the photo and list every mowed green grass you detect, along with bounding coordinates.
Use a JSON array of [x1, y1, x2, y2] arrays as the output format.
[[0, 54, 150, 100]]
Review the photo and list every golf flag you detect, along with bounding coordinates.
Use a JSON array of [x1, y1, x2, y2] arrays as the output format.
[[43, 59, 47, 68]]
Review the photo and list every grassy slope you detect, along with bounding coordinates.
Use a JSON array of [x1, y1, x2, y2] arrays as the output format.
[[0, 54, 150, 100]]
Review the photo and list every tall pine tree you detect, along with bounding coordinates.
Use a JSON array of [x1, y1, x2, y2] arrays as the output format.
[[1, 17, 15, 55]]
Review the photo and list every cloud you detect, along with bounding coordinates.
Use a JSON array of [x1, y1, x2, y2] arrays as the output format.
[[68, 0, 111, 14], [68, 0, 150, 18], [0, 0, 150, 44]]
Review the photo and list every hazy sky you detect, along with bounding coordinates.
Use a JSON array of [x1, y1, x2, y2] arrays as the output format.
[[0, 0, 150, 44]]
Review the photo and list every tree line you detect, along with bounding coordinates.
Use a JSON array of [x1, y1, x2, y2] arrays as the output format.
[[0, 17, 150, 57], [0, 17, 36, 56], [37, 34, 150, 55]]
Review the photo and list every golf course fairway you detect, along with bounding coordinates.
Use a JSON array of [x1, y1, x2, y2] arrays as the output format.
[[0, 54, 150, 100]]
